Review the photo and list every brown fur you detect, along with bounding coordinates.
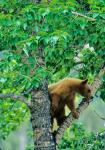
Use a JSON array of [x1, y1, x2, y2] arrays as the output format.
[[48, 78, 92, 126]]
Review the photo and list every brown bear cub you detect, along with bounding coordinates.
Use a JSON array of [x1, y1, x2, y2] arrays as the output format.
[[48, 78, 92, 126]]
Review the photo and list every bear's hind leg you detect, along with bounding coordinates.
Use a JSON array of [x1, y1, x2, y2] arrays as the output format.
[[56, 108, 66, 126]]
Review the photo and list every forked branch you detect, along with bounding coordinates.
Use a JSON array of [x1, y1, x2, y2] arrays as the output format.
[[56, 65, 105, 144], [0, 93, 31, 107]]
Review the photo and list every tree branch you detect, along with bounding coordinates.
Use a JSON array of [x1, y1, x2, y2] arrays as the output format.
[[22, 87, 33, 96], [56, 65, 105, 144], [0, 93, 31, 107], [74, 61, 84, 65], [94, 110, 105, 121], [72, 11, 96, 21]]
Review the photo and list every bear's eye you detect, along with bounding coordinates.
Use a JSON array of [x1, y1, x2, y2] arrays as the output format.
[[88, 89, 91, 93]]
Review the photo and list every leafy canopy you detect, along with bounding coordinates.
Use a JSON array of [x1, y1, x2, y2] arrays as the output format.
[[0, 0, 105, 139]]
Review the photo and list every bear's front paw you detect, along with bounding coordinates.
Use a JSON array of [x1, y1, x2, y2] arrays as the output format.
[[72, 111, 79, 119]]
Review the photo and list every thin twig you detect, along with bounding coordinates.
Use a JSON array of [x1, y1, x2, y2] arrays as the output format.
[[22, 87, 33, 96], [72, 11, 96, 21]]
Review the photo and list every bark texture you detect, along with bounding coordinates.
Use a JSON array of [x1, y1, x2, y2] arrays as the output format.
[[30, 80, 56, 150]]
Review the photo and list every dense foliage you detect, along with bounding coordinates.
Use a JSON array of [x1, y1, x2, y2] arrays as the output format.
[[0, 0, 105, 148], [59, 123, 105, 150], [25, 123, 105, 150]]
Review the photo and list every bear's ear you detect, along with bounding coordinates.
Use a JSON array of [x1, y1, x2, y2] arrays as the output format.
[[81, 79, 88, 85]]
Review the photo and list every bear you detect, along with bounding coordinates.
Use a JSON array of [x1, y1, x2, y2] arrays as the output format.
[[48, 78, 92, 126]]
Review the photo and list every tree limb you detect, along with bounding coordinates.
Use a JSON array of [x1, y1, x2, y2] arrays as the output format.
[[74, 61, 84, 65], [0, 93, 31, 107], [22, 87, 33, 96], [56, 65, 105, 144], [72, 11, 96, 21], [94, 110, 105, 121]]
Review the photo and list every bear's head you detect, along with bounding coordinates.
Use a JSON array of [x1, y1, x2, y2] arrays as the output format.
[[79, 79, 92, 99]]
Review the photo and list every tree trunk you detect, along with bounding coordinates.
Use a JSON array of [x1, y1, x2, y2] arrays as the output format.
[[30, 80, 56, 150]]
